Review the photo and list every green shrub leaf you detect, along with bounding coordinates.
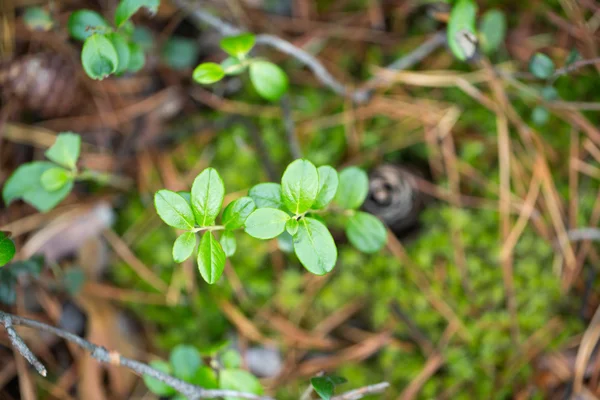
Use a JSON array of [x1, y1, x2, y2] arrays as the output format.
[[173, 232, 196, 263], [161, 37, 199, 70], [220, 230, 237, 257], [293, 218, 337, 275], [447, 0, 478, 61], [311, 377, 334, 400], [197, 232, 226, 284], [106, 32, 131, 75], [245, 208, 290, 239], [221, 57, 246, 75], [313, 165, 338, 209], [285, 218, 299, 235], [68, 10, 109, 41], [143, 360, 176, 396], [529, 53, 555, 79], [281, 159, 319, 215], [45, 132, 81, 170], [249, 60, 288, 101], [346, 212, 387, 253], [81, 34, 119, 80], [220, 369, 263, 400], [0, 233, 16, 267], [191, 168, 225, 226], [127, 42, 146, 72], [41, 167, 72, 192], [23, 7, 54, 31], [154, 190, 195, 230], [531, 106, 550, 126], [479, 10, 506, 54], [220, 33, 256, 58], [222, 197, 256, 230], [189, 366, 219, 388], [114, 0, 159, 28], [169, 345, 202, 380], [249, 183, 283, 209], [335, 167, 369, 210], [193, 63, 225, 84]]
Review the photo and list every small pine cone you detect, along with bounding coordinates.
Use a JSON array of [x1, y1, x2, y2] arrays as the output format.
[[363, 164, 426, 234], [0, 52, 80, 117]]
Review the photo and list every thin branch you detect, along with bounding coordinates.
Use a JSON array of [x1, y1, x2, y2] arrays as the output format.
[[280, 94, 302, 159], [0, 310, 273, 400], [331, 382, 390, 400], [566, 227, 600, 242], [552, 57, 600, 79]]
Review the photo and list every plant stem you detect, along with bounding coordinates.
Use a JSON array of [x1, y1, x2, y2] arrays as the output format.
[[77, 169, 133, 191], [191, 225, 226, 233]]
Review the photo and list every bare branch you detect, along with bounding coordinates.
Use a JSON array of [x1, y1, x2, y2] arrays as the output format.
[[280, 95, 302, 159], [566, 227, 600, 242], [552, 57, 600, 79], [331, 382, 390, 400]]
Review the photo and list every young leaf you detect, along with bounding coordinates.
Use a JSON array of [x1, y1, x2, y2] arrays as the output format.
[[154, 190, 195, 230], [0, 232, 16, 267], [197, 232, 226, 284], [529, 53, 555, 79], [114, 0, 159, 28], [447, 0, 478, 61], [189, 366, 219, 389], [245, 208, 290, 239], [169, 345, 202, 380], [191, 168, 225, 226], [479, 9, 506, 54], [3, 161, 73, 212], [249, 60, 288, 101], [23, 7, 54, 31], [173, 232, 196, 263], [220, 369, 263, 400], [220, 230, 237, 257], [221, 57, 246, 75], [40, 167, 72, 192], [249, 183, 283, 209], [143, 360, 176, 396], [45, 133, 81, 170], [161, 37, 199, 70], [81, 34, 119, 80], [106, 32, 131, 75], [293, 218, 337, 275], [346, 212, 387, 253], [222, 197, 256, 230], [285, 218, 299, 235], [311, 377, 334, 400], [67, 10, 110, 41], [221, 349, 242, 368], [127, 42, 145, 72], [313, 165, 339, 209], [281, 159, 319, 215], [193, 63, 225, 84], [220, 33, 256, 58], [335, 167, 369, 210]]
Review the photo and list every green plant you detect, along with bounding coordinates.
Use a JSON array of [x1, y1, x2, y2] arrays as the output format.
[[193, 34, 289, 101], [311, 375, 347, 400], [0, 232, 16, 267], [67, 0, 157, 79], [154, 159, 387, 284]]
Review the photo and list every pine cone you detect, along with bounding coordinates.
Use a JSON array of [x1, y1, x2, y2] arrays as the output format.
[[0, 52, 80, 117]]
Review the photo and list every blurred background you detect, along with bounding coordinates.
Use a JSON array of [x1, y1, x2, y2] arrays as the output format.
[[1, 0, 600, 399]]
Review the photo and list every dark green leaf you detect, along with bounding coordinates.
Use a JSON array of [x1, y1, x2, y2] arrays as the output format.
[[531, 106, 549, 126], [335, 167, 369, 210], [220, 369, 263, 400], [222, 197, 256, 230], [131, 26, 154, 50], [189, 366, 219, 388], [170, 345, 202, 380], [249, 183, 283, 209], [479, 9, 505, 54], [311, 377, 334, 400], [566, 49, 581, 66], [173, 232, 196, 263], [40, 167, 72, 192], [154, 190, 195, 230], [221, 57, 246, 75], [293, 218, 337, 275], [0, 233, 16, 267], [220, 34, 256, 58], [114, 0, 159, 28], [191, 168, 225, 226], [81, 34, 118, 80], [346, 212, 387, 253], [63, 268, 85, 295], [447, 0, 478, 61], [220, 230, 237, 257], [23, 7, 54, 31], [313, 165, 338, 209], [143, 360, 176, 396], [529, 53, 555, 79], [127, 42, 145, 72], [193, 63, 225, 84], [285, 218, 299, 235], [245, 208, 290, 239], [281, 159, 319, 215], [161, 37, 199, 70], [106, 32, 131, 75], [249, 60, 288, 101], [67, 10, 109, 41], [197, 232, 226, 284], [2, 161, 73, 212], [45, 132, 81, 170]]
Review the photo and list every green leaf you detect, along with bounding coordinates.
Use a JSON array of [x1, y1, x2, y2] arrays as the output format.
[[173, 232, 196, 263], [346, 212, 387, 253], [106, 32, 131, 75], [189, 366, 219, 388], [63, 268, 85, 295], [40, 167, 72, 192], [335, 167, 369, 210], [285, 218, 299, 235], [170, 345, 202, 380], [0, 233, 16, 267], [154, 190, 195, 229], [45, 132, 81, 170], [114, 0, 159, 28], [191, 168, 225, 226], [221, 349, 242, 368], [529, 53, 555, 79], [277, 231, 294, 253], [293, 218, 337, 275], [161, 37, 199, 70], [479, 9, 505, 54], [220, 230, 237, 257], [531, 106, 550, 126], [566, 49, 581, 66], [221, 57, 246, 75], [249, 183, 283, 209], [143, 360, 176, 396], [311, 377, 334, 400], [23, 7, 54, 31], [2, 161, 73, 212], [127, 42, 145, 72], [447, 0, 478, 61], [220, 369, 263, 400], [222, 197, 256, 230], [220, 34, 256, 58], [281, 159, 319, 215], [197, 232, 226, 284], [245, 208, 290, 239], [541, 86, 558, 101], [327, 376, 347, 385], [313, 165, 338, 209], [67, 10, 110, 41], [81, 34, 119, 80], [249, 60, 288, 101], [193, 63, 225, 84], [131, 26, 154, 50], [178, 191, 192, 204]]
